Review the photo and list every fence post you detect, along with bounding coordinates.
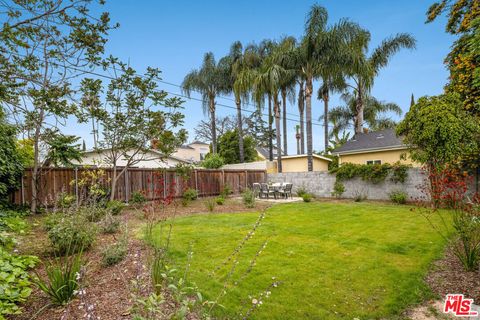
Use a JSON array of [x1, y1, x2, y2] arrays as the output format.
[[195, 169, 199, 196], [222, 169, 225, 192], [74, 167, 79, 207], [245, 170, 248, 190], [21, 174, 25, 205], [163, 170, 167, 199], [124, 168, 129, 203]]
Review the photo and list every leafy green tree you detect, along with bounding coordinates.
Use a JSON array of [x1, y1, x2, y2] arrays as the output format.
[[217, 130, 257, 164], [43, 133, 82, 167], [397, 93, 480, 167], [81, 59, 187, 200], [0, 108, 23, 202], [0, 0, 115, 213], [201, 153, 225, 169], [16, 139, 34, 168], [182, 53, 229, 153], [426, 0, 480, 113]]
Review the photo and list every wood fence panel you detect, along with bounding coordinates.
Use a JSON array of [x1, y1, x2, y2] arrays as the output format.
[[9, 167, 266, 205]]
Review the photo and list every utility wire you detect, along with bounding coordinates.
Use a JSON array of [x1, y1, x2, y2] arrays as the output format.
[[1, 49, 326, 127]]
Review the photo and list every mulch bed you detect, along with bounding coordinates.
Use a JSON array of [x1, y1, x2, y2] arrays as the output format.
[[426, 246, 480, 302], [9, 197, 271, 320]]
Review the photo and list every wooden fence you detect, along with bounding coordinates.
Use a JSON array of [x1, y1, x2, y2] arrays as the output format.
[[10, 167, 267, 206]]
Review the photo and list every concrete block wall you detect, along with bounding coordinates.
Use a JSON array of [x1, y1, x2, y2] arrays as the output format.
[[267, 168, 428, 201]]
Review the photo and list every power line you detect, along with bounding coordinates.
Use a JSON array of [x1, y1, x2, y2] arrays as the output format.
[[1, 49, 326, 127]]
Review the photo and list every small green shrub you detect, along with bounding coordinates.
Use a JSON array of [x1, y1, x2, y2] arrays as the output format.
[[0, 248, 38, 317], [131, 191, 147, 206], [353, 190, 367, 202], [205, 199, 216, 212], [201, 153, 225, 169], [302, 193, 313, 202], [331, 181, 345, 198], [106, 200, 125, 216], [215, 196, 225, 205], [181, 198, 190, 207], [242, 188, 256, 208], [102, 239, 127, 266], [182, 188, 198, 201], [296, 186, 307, 198], [389, 190, 408, 204], [81, 205, 109, 222], [34, 253, 82, 305], [56, 192, 76, 209], [220, 185, 232, 198], [47, 214, 96, 255], [99, 214, 120, 234]]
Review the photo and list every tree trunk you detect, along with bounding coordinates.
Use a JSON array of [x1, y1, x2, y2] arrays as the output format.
[[298, 81, 305, 154], [268, 94, 273, 161], [210, 97, 217, 153], [322, 89, 329, 152], [236, 97, 245, 163], [30, 108, 45, 213], [296, 126, 301, 155], [355, 85, 364, 134], [274, 94, 282, 173], [281, 87, 288, 156], [110, 163, 117, 201], [305, 77, 313, 171]]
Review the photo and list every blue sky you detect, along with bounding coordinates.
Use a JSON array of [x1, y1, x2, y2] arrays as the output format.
[[67, 0, 454, 153]]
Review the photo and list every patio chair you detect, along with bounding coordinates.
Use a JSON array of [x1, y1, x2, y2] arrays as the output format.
[[260, 183, 276, 199], [277, 183, 293, 199], [252, 183, 261, 198]]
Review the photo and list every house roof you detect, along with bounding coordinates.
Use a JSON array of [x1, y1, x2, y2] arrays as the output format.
[[255, 147, 278, 159], [280, 154, 332, 162], [82, 148, 192, 163], [178, 145, 195, 150], [333, 129, 406, 155], [189, 140, 209, 145]]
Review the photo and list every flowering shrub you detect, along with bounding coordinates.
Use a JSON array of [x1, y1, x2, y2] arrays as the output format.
[[416, 165, 480, 271]]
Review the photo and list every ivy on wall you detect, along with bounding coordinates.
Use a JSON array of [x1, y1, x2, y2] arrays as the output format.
[[330, 162, 410, 184]]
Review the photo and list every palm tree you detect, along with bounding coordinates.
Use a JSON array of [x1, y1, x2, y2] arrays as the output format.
[[221, 41, 264, 163], [248, 47, 293, 172], [317, 76, 347, 152], [182, 52, 228, 153], [322, 92, 403, 140], [343, 33, 416, 133], [298, 4, 364, 171], [297, 78, 305, 154], [276, 36, 297, 156]]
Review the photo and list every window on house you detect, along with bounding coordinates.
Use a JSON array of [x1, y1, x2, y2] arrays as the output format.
[[366, 160, 382, 165], [200, 153, 206, 161]]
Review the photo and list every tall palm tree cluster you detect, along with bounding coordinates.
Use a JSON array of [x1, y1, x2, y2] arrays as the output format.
[[183, 4, 416, 172]]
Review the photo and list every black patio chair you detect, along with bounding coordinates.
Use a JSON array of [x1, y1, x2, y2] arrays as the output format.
[[260, 183, 276, 199], [252, 183, 261, 198], [277, 183, 293, 199]]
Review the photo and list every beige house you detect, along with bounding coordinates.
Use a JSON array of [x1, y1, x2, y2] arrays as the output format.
[[77, 148, 191, 168], [333, 129, 416, 166], [172, 141, 210, 163], [279, 154, 331, 172]]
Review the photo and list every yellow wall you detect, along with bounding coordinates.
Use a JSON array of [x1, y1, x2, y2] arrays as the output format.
[[280, 156, 329, 172], [339, 149, 418, 166]]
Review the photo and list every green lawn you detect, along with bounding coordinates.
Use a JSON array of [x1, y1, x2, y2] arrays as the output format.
[[150, 201, 448, 319]]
